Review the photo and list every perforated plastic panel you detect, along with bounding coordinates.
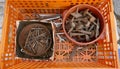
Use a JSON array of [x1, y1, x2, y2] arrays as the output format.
[[0, 0, 119, 69]]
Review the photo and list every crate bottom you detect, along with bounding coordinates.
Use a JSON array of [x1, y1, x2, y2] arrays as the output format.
[[8, 61, 112, 69], [54, 41, 97, 62]]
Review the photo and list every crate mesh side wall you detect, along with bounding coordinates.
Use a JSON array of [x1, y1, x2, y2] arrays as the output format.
[[0, 4, 22, 68], [0, 0, 119, 69]]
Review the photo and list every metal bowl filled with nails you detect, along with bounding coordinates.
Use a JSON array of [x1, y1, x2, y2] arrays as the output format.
[[17, 22, 53, 57], [62, 4, 105, 45]]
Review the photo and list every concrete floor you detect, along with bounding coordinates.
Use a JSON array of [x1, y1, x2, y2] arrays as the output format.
[[0, 1, 4, 49], [0, 1, 4, 39]]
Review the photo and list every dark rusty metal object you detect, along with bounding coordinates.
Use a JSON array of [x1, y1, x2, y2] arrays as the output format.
[[85, 35, 90, 41], [56, 33, 66, 42], [70, 8, 82, 18], [68, 17, 76, 33], [78, 43, 97, 52], [83, 9, 96, 22], [76, 23, 84, 30], [70, 33, 85, 37], [69, 43, 97, 59], [88, 24, 95, 31], [85, 21, 91, 28], [79, 30, 92, 35], [18, 23, 52, 56], [69, 46, 83, 59], [72, 30, 91, 35], [90, 30, 95, 38]]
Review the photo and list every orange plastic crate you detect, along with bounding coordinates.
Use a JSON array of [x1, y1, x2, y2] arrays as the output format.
[[0, 0, 119, 69]]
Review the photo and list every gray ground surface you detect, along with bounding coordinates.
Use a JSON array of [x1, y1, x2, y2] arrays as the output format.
[[0, 1, 4, 39]]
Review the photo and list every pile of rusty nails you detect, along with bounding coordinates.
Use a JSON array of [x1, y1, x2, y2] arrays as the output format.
[[24, 28, 48, 55], [25, 13, 65, 43], [48, 17, 67, 43], [21, 24, 52, 56], [65, 8, 100, 42]]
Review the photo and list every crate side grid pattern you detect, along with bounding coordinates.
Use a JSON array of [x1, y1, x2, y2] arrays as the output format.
[[0, 0, 119, 69]]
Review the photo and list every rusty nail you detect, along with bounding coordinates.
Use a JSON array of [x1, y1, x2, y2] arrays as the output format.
[[72, 30, 92, 35], [84, 9, 96, 22], [90, 30, 95, 38], [68, 17, 76, 33], [85, 35, 90, 41], [70, 33, 85, 37], [31, 43, 37, 54], [56, 33, 65, 42], [70, 8, 82, 18], [88, 24, 95, 31], [85, 21, 91, 28], [69, 46, 83, 59], [80, 30, 92, 35], [76, 24, 84, 30]]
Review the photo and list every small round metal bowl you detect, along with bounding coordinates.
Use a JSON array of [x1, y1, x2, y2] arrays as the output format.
[[62, 4, 105, 45]]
